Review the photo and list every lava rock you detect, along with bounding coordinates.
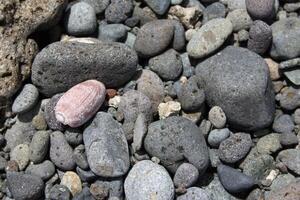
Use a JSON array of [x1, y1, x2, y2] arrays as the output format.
[[208, 106, 226, 129], [219, 132, 252, 163], [217, 164, 255, 193], [98, 23, 129, 42], [124, 160, 174, 200], [173, 163, 199, 188], [208, 128, 230, 148], [105, 0, 133, 23], [83, 112, 130, 177], [32, 40, 138, 96], [177, 187, 210, 200], [144, 116, 209, 174], [226, 9, 252, 32], [149, 49, 182, 81], [144, 0, 171, 15], [64, 2, 97, 36], [246, 0, 275, 20], [30, 130, 50, 164], [25, 160, 55, 181], [196, 46, 275, 131], [272, 114, 294, 133], [202, 2, 226, 24], [44, 94, 65, 131], [12, 84, 39, 114]]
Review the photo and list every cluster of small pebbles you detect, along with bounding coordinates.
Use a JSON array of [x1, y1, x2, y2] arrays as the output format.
[[0, 0, 300, 200]]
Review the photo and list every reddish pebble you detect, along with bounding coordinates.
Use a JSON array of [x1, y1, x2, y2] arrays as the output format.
[[106, 89, 117, 99], [55, 80, 106, 127]]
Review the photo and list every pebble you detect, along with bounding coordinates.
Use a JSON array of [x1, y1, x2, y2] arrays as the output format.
[[149, 49, 182, 81], [118, 90, 152, 140], [173, 163, 199, 188], [180, 53, 194, 78], [144, 0, 170, 15], [7, 172, 44, 200], [30, 130, 50, 164], [134, 20, 174, 57], [277, 149, 300, 175], [177, 187, 210, 200], [227, 0, 246, 11], [12, 84, 39, 114], [270, 17, 300, 60], [81, 0, 109, 14], [227, 9, 252, 32], [136, 69, 165, 113], [171, 0, 182, 5], [25, 160, 55, 181], [219, 132, 252, 163], [269, 173, 296, 193], [266, 180, 300, 200], [44, 94, 66, 131], [31, 40, 138, 96], [32, 113, 47, 130], [49, 184, 71, 200], [209, 148, 221, 168], [277, 87, 300, 110], [158, 101, 181, 119], [256, 133, 281, 154], [98, 23, 129, 42], [50, 131, 76, 171], [208, 128, 230, 148], [170, 20, 186, 51], [265, 58, 280, 81], [76, 167, 97, 183], [124, 160, 174, 200], [208, 106, 226, 129], [64, 2, 97, 36], [64, 128, 83, 147], [105, 0, 133, 23], [217, 164, 255, 193], [246, 0, 275, 20], [132, 6, 157, 26], [0, 156, 7, 171], [187, 18, 233, 59], [90, 179, 123, 199], [202, 2, 226, 24], [294, 108, 300, 124], [272, 114, 294, 133], [196, 46, 275, 131], [61, 171, 82, 196], [168, 5, 201, 29], [279, 58, 300, 86], [73, 145, 89, 170], [280, 132, 299, 147], [144, 116, 209, 174], [132, 114, 147, 152], [55, 80, 106, 128], [83, 112, 130, 177], [177, 76, 205, 112], [10, 144, 30, 171], [248, 20, 272, 55]]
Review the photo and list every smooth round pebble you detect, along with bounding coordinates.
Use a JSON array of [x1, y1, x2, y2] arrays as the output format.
[[280, 132, 299, 147], [12, 84, 39, 114], [208, 106, 226, 129], [256, 133, 281, 155], [49, 184, 72, 200], [25, 160, 55, 181], [173, 163, 199, 188], [226, 9, 252, 32], [272, 114, 294, 133], [208, 128, 230, 148], [10, 144, 30, 171], [98, 23, 129, 42], [30, 130, 50, 164], [61, 171, 82, 196]]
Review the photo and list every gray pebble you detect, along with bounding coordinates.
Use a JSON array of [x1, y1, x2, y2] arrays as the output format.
[[0, 156, 7, 171], [294, 108, 300, 124], [208, 128, 230, 148], [73, 145, 89, 170], [144, 0, 170, 15], [76, 167, 97, 183], [10, 144, 30, 171], [256, 133, 281, 154], [73, 186, 94, 200], [49, 184, 71, 200], [208, 106, 226, 129], [177, 187, 210, 200], [226, 9, 252, 32], [25, 160, 55, 181], [280, 132, 299, 147], [81, 0, 109, 14], [125, 16, 140, 27], [170, 20, 186, 51], [64, 128, 83, 147], [44, 94, 65, 131], [65, 2, 97, 36], [50, 131, 76, 171], [277, 87, 300, 110], [83, 112, 130, 177], [98, 23, 129, 42], [132, 6, 157, 26], [209, 148, 221, 168], [246, 0, 275, 20], [180, 53, 194, 78], [149, 49, 182, 81], [91, 179, 123, 199], [272, 114, 294, 133], [30, 130, 50, 164], [124, 160, 174, 200], [173, 163, 199, 188], [105, 0, 133, 23], [12, 84, 39, 114], [125, 32, 136, 49], [219, 132, 252, 163], [132, 113, 148, 152], [277, 149, 300, 175], [203, 2, 226, 24], [227, 0, 246, 11]]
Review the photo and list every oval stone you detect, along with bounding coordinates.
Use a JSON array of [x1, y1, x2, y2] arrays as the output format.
[[31, 40, 138, 96], [55, 80, 106, 128]]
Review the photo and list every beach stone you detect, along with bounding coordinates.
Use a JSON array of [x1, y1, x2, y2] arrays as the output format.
[[218, 164, 255, 193], [81, 0, 109, 14], [277, 149, 300, 175], [25, 160, 55, 181], [134, 20, 174, 57], [7, 172, 44, 200], [30, 130, 50, 164], [177, 187, 210, 200], [44, 94, 65, 131], [158, 101, 181, 119], [144, 0, 170, 15], [10, 144, 30, 171], [76, 167, 97, 183], [49, 184, 71, 200], [170, 20, 186, 51], [187, 18, 233, 59], [118, 90, 152, 140], [277, 87, 300, 110], [61, 171, 82, 196], [227, 0, 246, 11], [196, 46, 275, 131], [269, 174, 296, 193], [136, 69, 164, 113], [98, 23, 129, 42], [83, 112, 130, 177], [226, 9, 252, 32], [203, 2, 226, 24], [219, 132, 252, 163], [266, 179, 300, 200], [32, 40, 138, 96], [280, 132, 298, 146], [90, 179, 123, 199], [124, 160, 174, 200], [73, 145, 89, 170], [173, 163, 199, 188], [248, 20, 272, 55], [132, 6, 157, 26], [144, 116, 209, 174], [208, 128, 230, 148], [246, 0, 275, 20], [149, 49, 182, 81], [32, 113, 47, 130], [257, 133, 281, 155], [208, 106, 226, 129], [265, 58, 280, 81], [272, 114, 294, 133], [65, 128, 83, 146], [12, 84, 39, 114], [270, 17, 300, 60], [64, 2, 97, 36], [168, 5, 201, 29], [105, 0, 133, 23], [132, 114, 148, 152], [50, 131, 76, 171]]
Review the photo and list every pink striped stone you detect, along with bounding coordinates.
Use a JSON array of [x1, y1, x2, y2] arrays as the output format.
[[55, 80, 106, 127]]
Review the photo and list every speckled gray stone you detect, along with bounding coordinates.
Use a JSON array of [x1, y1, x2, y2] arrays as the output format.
[[272, 114, 294, 133], [64, 128, 83, 147], [44, 94, 65, 131], [203, 2, 226, 24], [12, 84, 39, 114], [124, 160, 174, 200], [73, 145, 89, 170], [257, 133, 281, 154], [226, 9, 252, 32], [173, 163, 199, 188], [10, 144, 30, 171], [208, 106, 226, 129], [144, 0, 171, 15], [208, 128, 230, 148], [98, 23, 129, 42], [177, 187, 210, 200], [25, 160, 55, 181], [105, 0, 133, 23], [246, 0, 275, 20], [277, 149, 300, 175], [277, 87, 300, 110], [83, 112, 130, 177], [30, 131, 50, 164]]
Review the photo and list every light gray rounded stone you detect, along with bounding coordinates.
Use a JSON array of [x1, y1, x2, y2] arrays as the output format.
[[10, 144, 30, 171], [177, 187, 210, 200], [12, 84, 39, 114], [208, 128, 230, 148], [173, 163, 199, 188], [226, 9, 252, 32], [144, 0, 171, 15], [208, 106, 226, 129], [277, 149, 300, 175], [25, 160, 55, 181], [30, 131, 50, 164], [81, 0, 110, 14], [98, 23, 129, 42]]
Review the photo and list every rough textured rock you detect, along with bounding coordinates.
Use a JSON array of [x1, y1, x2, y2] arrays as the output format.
[[256, 133, 281, 155], [25, 160, 55, 181], [266, 179, 300, 200], [272, 114, 294, 133], [277, 149, 300, 175], [32, 40, 138, 96], [203, 2, 226, 24], [144, 0, 171, 15], [144, 116, 209, 174], [98, 23, 129, 42], [10, 144, 30, 170], [105, 0, 133, 23], [12, 84, 39, 114], [30, 131, 50, 164], [226, 9, 252, 32], [196, 46, 275, 131], [246, 0, 275, 20], [177, 187, 210, 200], [124, 160, 174, 200], [61, 171, 82, 196], [277, 87, 300, 110], [83, 112, 130, 177], [173, 163, 199, 188], [44, 94, 65, 131]]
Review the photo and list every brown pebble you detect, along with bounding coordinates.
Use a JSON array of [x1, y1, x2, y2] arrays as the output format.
[[90, 183, 109, 200], [106, 89, 117, 99], [6, 160, 19, 172]]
